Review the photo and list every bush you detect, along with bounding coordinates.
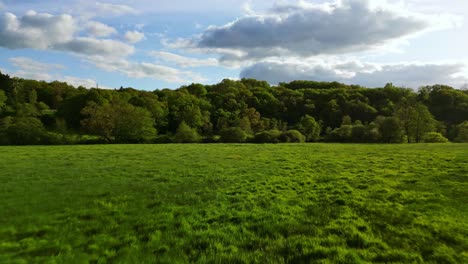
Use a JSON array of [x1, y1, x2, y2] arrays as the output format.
[[173, 121, 201, 143], [253, 130, 281, 143], [279, 130, 305, 143], [453, 121, 468, 143], [423, 132, 449, 143], [220, 127, 248, 143], [327, 125, 352, 142], [153, 134, 173, 144], [5, 117, 47, 145]]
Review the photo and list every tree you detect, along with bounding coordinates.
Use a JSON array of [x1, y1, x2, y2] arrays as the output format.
[[5, 117, 47, 145], [173, 121, 201, 143], [377, 116, 404, 143], [395, 102, 436, 143], [81, 99, 156, 143], [298, 115, 321, 142], [0, 90, 6, 113], [453, 121, 468, 142]]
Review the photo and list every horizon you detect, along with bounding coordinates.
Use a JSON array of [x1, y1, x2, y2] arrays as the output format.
[[0, 0, 467, 90]]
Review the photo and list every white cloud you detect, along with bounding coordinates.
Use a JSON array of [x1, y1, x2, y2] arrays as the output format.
[[0, 11, 75, 49], [124, 30, 145, 43], [240, 59, 468, 88], [7, 56, 107, 88], [95, 2, 137, 16], [85, 21, 117, 37], [149, 51, 218, 68], [86, 56, 207, 84], [0, 11, 133, 59], [180, 0, 460, 61], [9, 57, 64, 73]]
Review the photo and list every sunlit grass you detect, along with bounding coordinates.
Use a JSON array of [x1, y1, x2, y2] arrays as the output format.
[[0, 144, 467, 263]]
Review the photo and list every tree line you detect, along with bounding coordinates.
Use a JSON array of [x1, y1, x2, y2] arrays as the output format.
[[0, 71, 467, 145]]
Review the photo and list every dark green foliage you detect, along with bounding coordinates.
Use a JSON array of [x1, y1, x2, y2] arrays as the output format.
[[279, 130, 305, 143], [253, 130, 281, 143], [220, 127, 249, 143], [173, 121, 201, 143], [0, 72, 466, 145], [377, 116, 404, 143], [81, 99, 156, 143], [453, 121, 468, 142], [2, 117, 47, 145]]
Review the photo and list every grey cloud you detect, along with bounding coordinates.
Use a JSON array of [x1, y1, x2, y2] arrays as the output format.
[[55, 38, 134, 57], [196, 0, 428, 59], [240, 61, 468, 88]]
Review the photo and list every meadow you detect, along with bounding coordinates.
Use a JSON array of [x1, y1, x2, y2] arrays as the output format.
[[0, 144, 467, 263]]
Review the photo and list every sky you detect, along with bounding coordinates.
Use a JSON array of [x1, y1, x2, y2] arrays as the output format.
[[0, 0, 467, 90]]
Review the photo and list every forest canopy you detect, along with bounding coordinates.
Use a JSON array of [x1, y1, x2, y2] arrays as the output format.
[[0, 71, 467, 145]]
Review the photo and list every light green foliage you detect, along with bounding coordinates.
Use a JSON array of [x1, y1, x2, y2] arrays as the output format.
[[0, 144, 466, 263], [423, 132, 449, 143], [298, 115, 321, 142]]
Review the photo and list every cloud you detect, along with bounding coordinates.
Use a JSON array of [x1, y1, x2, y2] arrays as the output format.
[[7, 56, 108, 88], [9, 57, 64, 73], [183, 0, 457, 60], [0, 11, 75, 49], [85, 21, 117, 37], [240, 60, 468, 88], [149, 51, 218, 68], [95, 2, 137, 16], [0, 11, 133, 59], [124, 30, 145, 43], [55, 37, 134, 57], [86, 56, 207, 84]]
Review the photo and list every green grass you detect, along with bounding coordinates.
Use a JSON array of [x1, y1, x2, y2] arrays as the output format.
[[0, 144, 467, 263]]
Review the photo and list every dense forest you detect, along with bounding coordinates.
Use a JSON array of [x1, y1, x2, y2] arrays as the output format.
[[0, 71, 467, 145]]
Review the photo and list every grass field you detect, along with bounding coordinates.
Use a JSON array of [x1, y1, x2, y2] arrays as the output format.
[[0, 144, 467, 263]]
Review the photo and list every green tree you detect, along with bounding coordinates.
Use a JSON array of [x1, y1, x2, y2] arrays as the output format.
[[377, 116, 404, 143], [453, 121, 468, 142], [81, 99, 156, 143], [0, 90, 7, 112], [5, 117, 47, 145], [298, 115, 321, 142], [173, 121, 201, 143]]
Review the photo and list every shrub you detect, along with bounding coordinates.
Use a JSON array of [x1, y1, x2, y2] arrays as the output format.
[[423, 132, 449, 143], [279, 130, 305, 143], [220, 127, 248, 143], [173, 121, 201, 143], [253, 130, 281, 143]]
